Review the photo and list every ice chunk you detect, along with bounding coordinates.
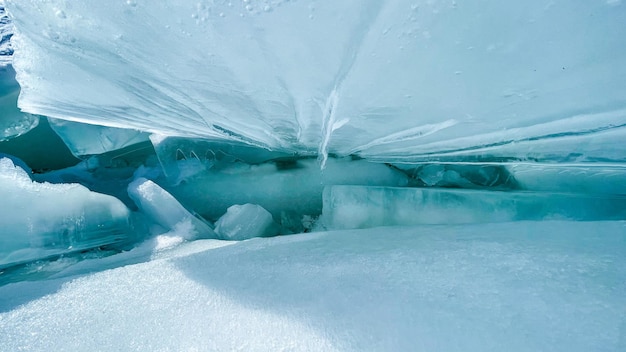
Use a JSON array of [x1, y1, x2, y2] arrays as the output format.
[[5, 1, 626, 163], [401, 163, 518, 190], [127, 177, 215, 240], [150, 135, 294, 184], [0, 157, 133, 268], [0, 65, 38, 141], [322, 185, 626, 230], [165, 158, 409, 224], [48, 118, 150, 157], [215, 204, 278, 241], [508, 163, 626, 195], [0, 117, 79, 171]]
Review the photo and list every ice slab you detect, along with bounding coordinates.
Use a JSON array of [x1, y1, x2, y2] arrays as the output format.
[[165, 158, 409, 224], [215, 203, 278, 241], [322, 185, 626, 230], [0, 221, 624, 351], [400, 163, 518, 190], [150, 135, 294, 184], [48, 118, 149, 157], [508, 163, 626, 195], [0, 117, 79, 171], [5, 1, 626, 163], [127, 177, 215, 240], [0, 157, 133, 268], [0, 65, 38, 141]]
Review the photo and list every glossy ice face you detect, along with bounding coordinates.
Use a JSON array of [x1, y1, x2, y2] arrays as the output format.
[[0, 157, 132, 268], [5, 1, 626, 163]]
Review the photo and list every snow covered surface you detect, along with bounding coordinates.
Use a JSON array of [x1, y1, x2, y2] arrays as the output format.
[[1, 221, 625, 351], [4, 1, 626, 162]]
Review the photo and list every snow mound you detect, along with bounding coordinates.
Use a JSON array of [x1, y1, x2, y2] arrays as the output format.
[[0, 221, 624, 351]]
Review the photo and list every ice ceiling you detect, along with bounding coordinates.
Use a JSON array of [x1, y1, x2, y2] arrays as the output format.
[[5, 0, 626, 163]]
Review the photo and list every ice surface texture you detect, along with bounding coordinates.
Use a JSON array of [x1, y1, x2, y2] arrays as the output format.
[[322, 185, 626, 229], [48, 118, 149, 157], [215, 203, 278, 240], [127, 177, 215, 240], [0, 158, 132, 268], [0, 5, 13, 66], [1, 221, 624, 351], [5, 1, 626, 162], [0, 65, 38, 141], [165, 158, 408, 222]]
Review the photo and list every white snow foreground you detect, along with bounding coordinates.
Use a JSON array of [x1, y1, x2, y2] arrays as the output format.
[[0, 221, 624, 352]]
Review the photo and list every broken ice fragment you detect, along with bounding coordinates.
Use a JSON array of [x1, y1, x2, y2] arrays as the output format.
[[508, 163, 626, 195], [322, 185, 626, 230], [48, 118, 150, 157], [165, 158, 409, 224], [0, 157, 133, 268], [402, 163, 518, 189], [0, 65, 38, 141], [214, 204, 278, 241], [127, 177, 215, 240], [150, 135, 294, 183]]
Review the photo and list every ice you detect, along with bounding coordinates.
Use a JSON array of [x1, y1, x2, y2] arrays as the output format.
[[322, 185, 626, 230], [164, 158, 409, 225], [0, 5, 13, 66], [0, 117, 79, 171], [150, 135, 293, 183], [215, 203, 279, 241], [0, 1, 625, 349], [0, 8, 36, 140], [0, 221, 624, 351], [508, 163, 626, 195], [127, 177, 215, 240], [0, 157, 133, 268], [4, 1, 625, 163], [48, 118, 149, 157], [401, 163, 517, 190], [0, 65, 38, 141]]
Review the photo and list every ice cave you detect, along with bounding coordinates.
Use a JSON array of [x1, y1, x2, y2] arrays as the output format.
[[0, 1, 625, 351]]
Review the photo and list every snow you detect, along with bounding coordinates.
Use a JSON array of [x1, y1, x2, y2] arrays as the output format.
[[1, 221, 625, 351]]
